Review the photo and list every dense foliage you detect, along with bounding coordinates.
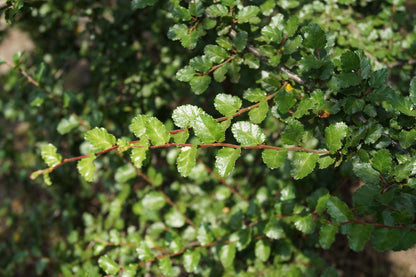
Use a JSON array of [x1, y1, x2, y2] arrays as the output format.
[[1, 0, 416, 276]]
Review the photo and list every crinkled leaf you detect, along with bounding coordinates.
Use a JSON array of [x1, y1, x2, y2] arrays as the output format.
[[264, 218, 285, 239], [172, 105, 204, 129], [371, 149, 392, 174], [84, 127, 116, 151], [77, 154, 96, 182], [215, 147, 241, 178], [327, 196, 353, 223], [236, 6, 260, 24], [281, 119, 304, 145], [262, 148, 287, 169], [158, 256, 172, 276], [190, 75, 211, 95], [177, 145, 198, 177], [176, 66, 195, 82], [244, 88, 267, 102], [319, 223, 338, 249], [231, 121, 265, 146], [183, 249, 200, 273], [291, 152, 319, 180], [206, 4, 228, 17], [192, 113, 224, 143], [399, 129, 416, 148], [347, 223, 373, 252], [255, 239, 271, 262], [275, 89, 296, 114], [142, 191, 166, 210], [214, 93, 242, 116], [352, 160, 380, 184], [204, 45, 229, 64], [318, 156, 336, 169], [98, 255, 120, 275], [145, 117, 170, 145], [130, 114, 149, 138], [41, 143, 62, 167], [341, 51, 360, 71], [260, 25, 282, 43], [219, 243, 236, 269], [325, 122, 348, 154], [130, 140, 149, 168], [369, 68, 389, 88], [243, 53, 260, 69], [189, 0, 204, 17], [189, 55, 212, 73], [302, 23, 326, 49], [249, 100, 268, 124], [294, 214, 316, 234], [337, 72, 361, 88]]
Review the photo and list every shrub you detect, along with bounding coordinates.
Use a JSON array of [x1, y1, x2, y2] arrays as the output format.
[[1, 0, 416, 276]]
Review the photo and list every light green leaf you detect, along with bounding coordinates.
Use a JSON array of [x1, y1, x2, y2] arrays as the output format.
[[177, 145, 198, 177], [145, 117, 170, 145], [172, 105, 204, 129], [215, 147, 241, 178], [281, 119, 304, 145], [243, 53, 260, 69], [285, 15, 299, 37], [115, 164, 136, 183], [142, 191, 166, 210], [164, 208, 185, 228], [176, 66, 195, 82], [371, 149, 392, 174], [294, 214, 316, 234], [347, 223, 373, 252], [233, 31, 248, 52], [192, 113, 224, 143], [231, 121, 265, 146], [319, 223, 338, 249], [84, 127, 116, 151], [213, 64, 228, 82], [183, 249, 200, 273], [327, 196, 353, 223], [325, 122, 348, 154], [206, 4, 228, 17], [302, 23, 326, 49], [291, 152, 319, 180], [260, 25, 282, 43], [41, 143, 62, 167], [172, 130, 189, 144], [399, 129, 416, 148], [236, 6, 260, 24], [98, 255, 120, 275], [158, 256, 172, 276], [219, 243, 236, 269], [243, 88, 266, 102], [117, 137, 130, 153], [204, 45, 229, 64], [57, 115, 79, 135], [43, 172, 52, 186], [197, 224, 214, 245], [190, 75, 211, 95], [136, 241, 154, 261], [130, 114, 149, 138], [255, 239, 271, 262], [318, 156, 336, 169], [214, 93, 242, 116], [248, 100, 269, 124], [264, 218, 285, 239], [77, 154, 96, 182], [130, 140, 149, 168], [262, 148, 287, 169]]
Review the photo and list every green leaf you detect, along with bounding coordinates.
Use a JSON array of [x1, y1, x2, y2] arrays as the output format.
[[115, 164, 136, 183], [215, 147, 241, 178], [232, 229, 252, 251], [302, 23, 326, 49], [164, 208, 185, 228], [319, 223, 338, 249], [41, 143, 62, 167], [84, 127, 116, 151], [176, 66, 195, 82], [327, 196, 353, 223], [77, 154, 96, 182], [142, 191, 166, 210], [158, 256, 172, 276], [192, 113, 224, 143], [219, 243, 236, 269], [352, 183, 380, 215], [262, 148, 287, 169], [352, 160, 380, 184], [231, 121, 265, 146], [321, 267, 339, 277], [243, 88, 266, 102], [189, 55, 213, 73], [206, 4, 228, 17], [347, 223, 373, 252], [281, 119, 304, 145], [136, 241, 154, 261], [371, 149, 392, 174], [98, 255, 120, 275], [117, 137, 130, 153], [259, 25, 282, 43], [130, 140, 149, 168], [318, 156, 335, 169], [325, 122, 348, 154], [294, 214, 316, 234], [145, 117, 170, 145], [264, 218, 285, 239], [214, 93, 242, 116], [167, 24, 197, 49], [399, 129, 416, 148], [369, 68, 388, 88], [232, 31, 248, 52], [274, 89, 296, 114], [172, 105, 204, 129], [189, 0, 204, 17], [248, 100, 269, 124], [183, 249, 200, 273], [371, 228, 401, 251], [57, 115, 78, 135], [285, 16, 299, 37], [130, 114, 149, 138], [341, 51, 360, 71], [190, 75, 211, 95], [204, 45, 229, 64], [177, 145, 198, 177], [291, 152, 319, 180], [213, 64, 228, 82], [197, 224, 214, 245], [255, 239, 271, 262], [337, 72, 361, 88], [243, 53, 260, 69], [409, 76, 416, 104], [236, 6, 260, 24]]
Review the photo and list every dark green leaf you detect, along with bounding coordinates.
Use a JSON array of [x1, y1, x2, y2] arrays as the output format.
[[248, 100, 269, 123], [352, 160, 380, 184], [347, 223, 373, 252], [399, 129, 416, 148], [142, 191, 166, 210], [294, 214, 316, 234], [409, 76, 416, 104], [337, 72, 361, 88], [233, 31, 248, 52], [204, 45, 229, 64], [281, 119, 304, 145], [264, 218, 285, 239], [259, 25, 282, 43], [236, 6, 260, 24], [176, 66, 195, 82], [319, 223, 338, 249], [327, 196, 353, 223], [352, 183, 380, 215], [243, 88, 267, 102], [302, 23, 326, 49], [285, 16, 299, 37], [189, 56, 213, 73], [341, 51, 360, 71], [369, 68, 389, 88], [371, 228, 401, 251], [275, 90, 296, 114]]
